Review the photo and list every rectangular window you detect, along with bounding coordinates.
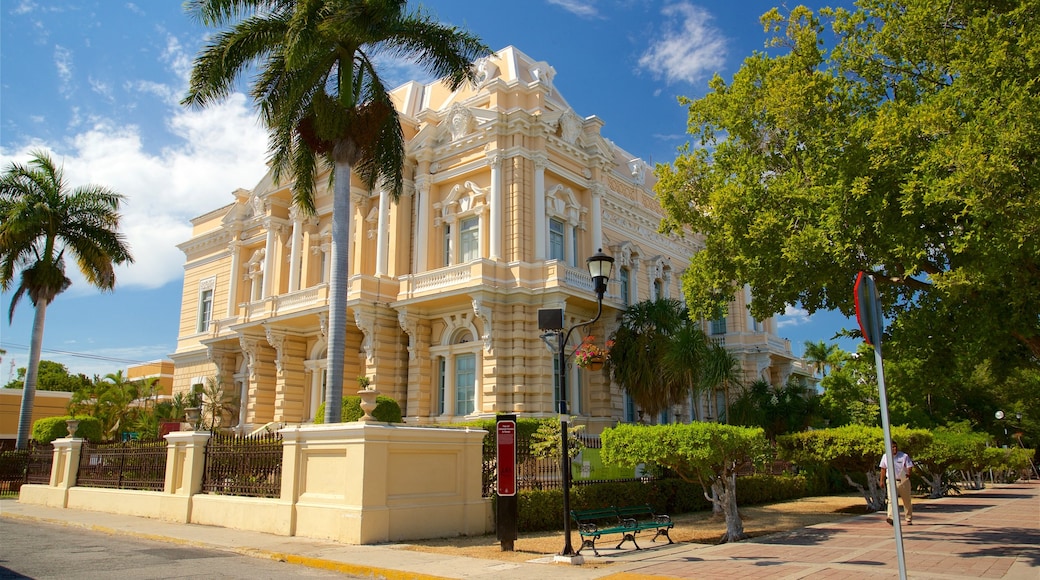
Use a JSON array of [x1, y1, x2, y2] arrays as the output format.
[[459, 217, 479, 262], [454, 353, 476, 415], [443, 224, 452, 266], [653, 279, 663, 300], [549, 219, 565, 261], [437, 358, 446, 415], [624, 394, 635, 423], [711, 317, 727, 335], [619, 268, 630, 306], [197, 288, 214, 333]]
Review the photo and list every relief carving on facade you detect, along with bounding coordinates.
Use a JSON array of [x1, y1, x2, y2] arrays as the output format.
[[354, 309, 374, 362], [472, 57, 499, 88], [397, 308, 418, 360], [263, 325, 286, 373], [471, 298, 493, 354], [447, 103, 475, 141]]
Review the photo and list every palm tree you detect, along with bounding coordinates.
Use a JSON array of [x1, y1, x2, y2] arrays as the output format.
[[608, 298, 712, 419], [699, 342, 741, 422], [0, 150, 133, 449], [182, 0, 488, 422], [803, 340, 839, 377]]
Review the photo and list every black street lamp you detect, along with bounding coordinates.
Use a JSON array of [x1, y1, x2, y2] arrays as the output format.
[[553, 249, 614, 557]]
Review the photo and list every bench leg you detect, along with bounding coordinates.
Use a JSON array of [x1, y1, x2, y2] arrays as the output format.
[[616, 532, 641, 551], [651, 528, 674, 545], [578, 537, 600, 557]]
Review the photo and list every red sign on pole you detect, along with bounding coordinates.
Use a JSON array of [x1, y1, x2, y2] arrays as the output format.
[[497, 420, 516, 496]]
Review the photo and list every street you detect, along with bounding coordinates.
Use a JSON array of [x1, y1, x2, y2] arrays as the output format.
[[0, 518, 360, 579]]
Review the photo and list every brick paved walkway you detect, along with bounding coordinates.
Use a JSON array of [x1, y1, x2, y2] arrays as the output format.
[[610, 481, 1039, 579]]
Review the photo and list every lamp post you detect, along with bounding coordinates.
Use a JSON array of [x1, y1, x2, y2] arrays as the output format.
[[556, 249, 614, 558]]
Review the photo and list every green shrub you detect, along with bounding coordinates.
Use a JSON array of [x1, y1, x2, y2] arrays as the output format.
[[312, 395, 403, 424], [737, 474, 808, 504], [31, 415, 103, 444], [453, 417, 546, 439]]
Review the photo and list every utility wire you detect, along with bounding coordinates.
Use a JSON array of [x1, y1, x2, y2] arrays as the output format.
[[0, 342, 153, 366]]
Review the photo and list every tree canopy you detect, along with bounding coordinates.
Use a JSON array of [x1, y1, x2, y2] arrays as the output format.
[[655, 1, 1040, 371], [602, 422, 767, 542]]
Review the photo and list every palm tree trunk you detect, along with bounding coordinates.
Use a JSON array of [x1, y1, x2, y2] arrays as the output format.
[[16, 298, 48, 449], [323, 160, 352, 423]]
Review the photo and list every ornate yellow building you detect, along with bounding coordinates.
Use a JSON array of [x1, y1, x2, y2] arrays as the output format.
[[170, 47, 811, 433]]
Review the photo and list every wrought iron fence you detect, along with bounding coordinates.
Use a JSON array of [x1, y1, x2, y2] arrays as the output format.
[[77, 440, 167, 491], [0, 442, 56, 496], [202, 432, 283, 498], [482, 432, 633, 497]]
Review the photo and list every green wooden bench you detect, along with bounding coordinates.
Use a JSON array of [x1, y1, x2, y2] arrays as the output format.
[[570, 504, 673, 556]]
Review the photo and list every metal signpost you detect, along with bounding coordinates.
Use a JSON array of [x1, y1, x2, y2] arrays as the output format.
[[855, 271, 907, 580]]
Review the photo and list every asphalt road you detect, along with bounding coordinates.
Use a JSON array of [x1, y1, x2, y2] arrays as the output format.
[[0, 518, 360, 579]]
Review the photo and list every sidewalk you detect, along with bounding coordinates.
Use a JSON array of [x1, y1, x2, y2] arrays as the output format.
[[2, 482, 1037, 579]]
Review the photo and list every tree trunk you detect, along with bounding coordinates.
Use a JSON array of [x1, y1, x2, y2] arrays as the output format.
[[926, 469, 944, 499], [15, 298, 49, 449], [846, 468, 886, 512], [714, 472, 746, 543], [323, 160, 353, 423]]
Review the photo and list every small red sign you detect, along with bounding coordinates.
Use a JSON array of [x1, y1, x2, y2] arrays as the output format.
[[497, 420, 516, 496]]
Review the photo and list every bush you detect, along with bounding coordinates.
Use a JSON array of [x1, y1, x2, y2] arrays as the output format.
[[31, 415, 103, 444], [312, 395, 402, 424]]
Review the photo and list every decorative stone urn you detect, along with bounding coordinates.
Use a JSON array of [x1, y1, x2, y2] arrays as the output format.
[[65, 419, 80, 438], [358, 387, 379, 422], [185, 407, 201, 430]]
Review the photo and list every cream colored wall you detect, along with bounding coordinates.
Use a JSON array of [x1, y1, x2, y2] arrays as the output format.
[[19, 424, 491, 544]]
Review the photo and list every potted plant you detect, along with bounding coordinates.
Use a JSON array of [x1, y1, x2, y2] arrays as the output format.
[[574, 336, 610, 371]]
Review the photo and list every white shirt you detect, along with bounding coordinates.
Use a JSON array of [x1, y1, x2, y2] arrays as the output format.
[[879, 451, 913, 480]]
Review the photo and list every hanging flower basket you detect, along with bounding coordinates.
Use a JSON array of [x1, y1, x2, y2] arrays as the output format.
[[574, 336, 610, 370]]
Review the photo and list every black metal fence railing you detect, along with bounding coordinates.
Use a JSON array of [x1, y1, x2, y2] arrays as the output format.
[[202, 432, 283, 498], [0, 442, 57, 496], [26, 442, 54, 484], [77, 440, 167, 491]]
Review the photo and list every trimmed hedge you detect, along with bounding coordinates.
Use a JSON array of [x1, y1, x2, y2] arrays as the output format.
[[31, 415, 103, 444], [313, 395, 403, 423]]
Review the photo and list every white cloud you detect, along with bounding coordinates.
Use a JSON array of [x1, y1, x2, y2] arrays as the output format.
[[53, 44, 74, 97], [0, 94, 269, 294], [88, 76, 113, 101], [546, 0, 600, 18], [639, 2, 727, 85], [12, 0, 35, 15], [776, 305, 810, 329]]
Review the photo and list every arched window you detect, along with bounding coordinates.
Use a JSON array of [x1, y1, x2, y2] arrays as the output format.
[[431, 323, 482, 418]]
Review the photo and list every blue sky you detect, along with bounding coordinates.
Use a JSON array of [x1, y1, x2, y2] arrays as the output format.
[[0, 0, 860, 382]]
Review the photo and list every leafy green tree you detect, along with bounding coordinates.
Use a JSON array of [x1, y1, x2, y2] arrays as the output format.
[[96, 370, 143, 439], [183, 0, 488, 422], [3, 360, 91, 392], [778, 425, 931, 511], [655, 1, 1040, 381], [602, 423, 767, 543], [607, 299, 717, 419], [913, 426, 989, 498], [729, 378, 821, 440], [0, 150, 133, 449], [818, 345, 881, 427]]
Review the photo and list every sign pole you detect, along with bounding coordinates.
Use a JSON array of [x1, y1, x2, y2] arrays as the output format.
[[855, 272, 907, 580], [496, 414, 518, 551]]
